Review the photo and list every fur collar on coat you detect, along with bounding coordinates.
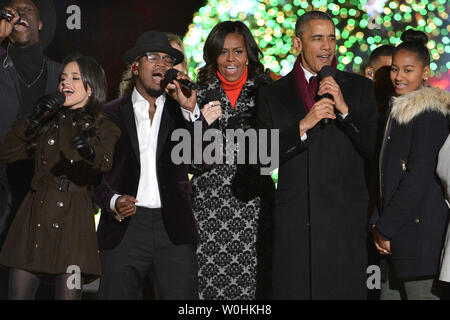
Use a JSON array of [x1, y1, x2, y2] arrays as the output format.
[[391, 86, 450, 125]]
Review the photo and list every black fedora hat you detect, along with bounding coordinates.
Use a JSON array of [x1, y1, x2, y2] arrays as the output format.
[[124, 30, 184, 65], [0, 0, 56, 49]]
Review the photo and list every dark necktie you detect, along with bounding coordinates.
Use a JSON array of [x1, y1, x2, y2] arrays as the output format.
[[308, 75, 318, 99]]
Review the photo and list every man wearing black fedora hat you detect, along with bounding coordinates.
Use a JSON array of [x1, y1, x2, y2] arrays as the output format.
[[0, 0, 61, 299], [94, 30, 201, 299]]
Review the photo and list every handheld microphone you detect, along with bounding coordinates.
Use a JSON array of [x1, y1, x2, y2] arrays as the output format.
[[28, 92, 66, 132], [0, 8, 21, 23], [317, 65, 336, 126], [164, 68, 200, 90]]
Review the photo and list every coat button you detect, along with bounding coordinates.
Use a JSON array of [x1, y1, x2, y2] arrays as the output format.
[[42, 160, 47, 165], [56, 201, 64, 207], [35, 243, 38, 248], [48, 139, 55, 146], [401, 160, 407, 172], [387, 136, 391, 140], [415, 218, 420, 223], [52, 223, 59, 228], [37, 224, 41, 227]]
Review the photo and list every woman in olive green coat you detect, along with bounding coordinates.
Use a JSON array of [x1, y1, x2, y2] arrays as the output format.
[[0, 54, 120, 300]]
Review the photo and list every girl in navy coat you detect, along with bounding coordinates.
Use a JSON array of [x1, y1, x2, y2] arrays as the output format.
[[371, 29, 450, 299]]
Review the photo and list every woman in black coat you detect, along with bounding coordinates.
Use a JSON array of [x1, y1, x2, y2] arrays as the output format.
[[190, 21, 274, 300], [371, 30, 450, 299]]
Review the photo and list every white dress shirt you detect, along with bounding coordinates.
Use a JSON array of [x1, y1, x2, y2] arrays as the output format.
[[302, 64, 316, 84], [110, 88, 200, 217]]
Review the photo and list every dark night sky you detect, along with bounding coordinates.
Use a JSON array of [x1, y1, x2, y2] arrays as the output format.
[[45, 0, 206, 100]]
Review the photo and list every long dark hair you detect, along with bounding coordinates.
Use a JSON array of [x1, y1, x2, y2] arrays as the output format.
[[197, 21, 264, 85], [62, 54, 108, 116], [57, 54, 108, 141]]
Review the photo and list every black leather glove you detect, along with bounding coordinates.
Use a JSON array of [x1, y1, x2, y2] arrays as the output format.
[[231, 165, 259, 202], [70, 135, 95, 162], [231, 165, 275, 202], [28, 92, 66, 134]]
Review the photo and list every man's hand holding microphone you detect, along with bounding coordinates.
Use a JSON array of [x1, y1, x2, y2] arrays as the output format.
[[299, 65, 349, 136], [0, 7, 20, 43]]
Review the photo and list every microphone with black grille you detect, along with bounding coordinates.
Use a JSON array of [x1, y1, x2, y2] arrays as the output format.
[[164, 68, 200, 90], [317, 65, 336, 127], [0, 8, 20, 23], [27, 92, 66, 134]]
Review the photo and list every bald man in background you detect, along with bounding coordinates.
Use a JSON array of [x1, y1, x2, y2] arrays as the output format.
[[365, 44, 395, 300]]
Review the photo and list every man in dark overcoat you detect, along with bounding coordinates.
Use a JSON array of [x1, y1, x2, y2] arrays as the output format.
[[256, 11, 378, 299], [0, 0, 61, 299]]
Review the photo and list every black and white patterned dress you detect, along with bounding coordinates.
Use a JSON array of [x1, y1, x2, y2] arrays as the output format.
[[191, 74, 271, 300]]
